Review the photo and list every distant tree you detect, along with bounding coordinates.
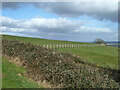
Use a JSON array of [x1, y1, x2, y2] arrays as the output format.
[[94, 38, 105, 44]]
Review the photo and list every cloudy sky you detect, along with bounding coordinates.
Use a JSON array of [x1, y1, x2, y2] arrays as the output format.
[[1, 1, 118, 42]]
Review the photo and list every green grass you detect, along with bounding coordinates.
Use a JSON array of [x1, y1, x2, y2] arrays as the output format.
[[58, 46, 118, 69], [2, 35, 118, 69], [2, 56, 44, 88], [2, 35, 91, 45]]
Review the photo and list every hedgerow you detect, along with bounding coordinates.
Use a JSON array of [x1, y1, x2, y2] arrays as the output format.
[[2, 39, 119, 88]]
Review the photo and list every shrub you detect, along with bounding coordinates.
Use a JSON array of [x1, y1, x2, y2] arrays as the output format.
[[2, 39, 119, 88]]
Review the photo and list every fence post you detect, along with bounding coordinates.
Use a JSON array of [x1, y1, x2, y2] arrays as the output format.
[[59, 44, 61, 48], [57, 44, 58, 49], [44, 45, 46, 48], [43, 45, 45, 48], [46, 45, 48, 49], [59, 44, 60, 48]]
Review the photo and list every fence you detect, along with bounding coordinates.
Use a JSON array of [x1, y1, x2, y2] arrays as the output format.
[[41, 44, 104, 49]]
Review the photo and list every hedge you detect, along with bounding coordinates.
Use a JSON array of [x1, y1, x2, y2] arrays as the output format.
[[2, 39, 119, 88]]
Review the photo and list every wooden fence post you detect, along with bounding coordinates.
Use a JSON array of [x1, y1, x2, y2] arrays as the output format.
[[43, 45, 45, 48], [40, 44, 104, 49], [57, 44, 58, 48], [59, 44, 61, 48], [46, 45, 48, 49], [79, 44, 81, 47]]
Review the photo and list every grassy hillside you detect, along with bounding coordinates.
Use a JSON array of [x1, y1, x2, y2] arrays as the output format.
[[2, 35, 118, 69], [58, 46, 118, 69], [2, 35, 91, 45], [2, 57, 43, 88]]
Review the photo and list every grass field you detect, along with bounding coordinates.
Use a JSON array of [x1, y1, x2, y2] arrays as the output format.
[[58, 46, 118, 69], [2, 56, 43, 88], [2, 35, 91, 45], [2, 35, 118, 69]]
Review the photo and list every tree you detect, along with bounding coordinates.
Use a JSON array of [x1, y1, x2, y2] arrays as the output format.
[[94, 38, 105, 44]]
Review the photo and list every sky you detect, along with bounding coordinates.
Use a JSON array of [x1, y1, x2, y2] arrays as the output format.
[[0, 1, 119, 42]]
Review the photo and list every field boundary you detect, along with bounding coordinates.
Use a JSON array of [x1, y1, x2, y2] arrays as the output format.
[[41, 44, 104, 49]]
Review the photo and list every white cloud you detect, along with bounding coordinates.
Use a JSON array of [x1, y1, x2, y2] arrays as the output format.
[[73, 26, 112, 33], [1, 16, 85, 34], [23, 17, 84, 29], [0, 16, 116, 41], [1, 26, 38, 33], [1, 16, 112, 34]]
